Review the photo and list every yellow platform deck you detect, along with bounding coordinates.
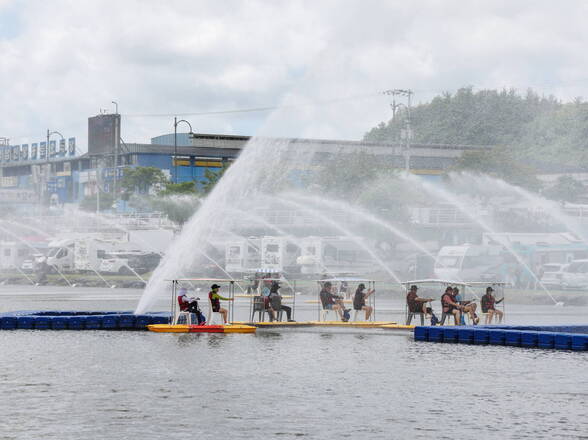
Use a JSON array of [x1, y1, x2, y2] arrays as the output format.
[[148, 324, 256, 334], [232, 321, 413, 331]]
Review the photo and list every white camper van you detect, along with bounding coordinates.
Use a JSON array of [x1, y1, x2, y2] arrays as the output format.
[[46, 238, 122, 273], [224, 238, 261, 273], [434, 244, 505, 281], [296, 237, 375, 275], [0, 241, 29, 270]]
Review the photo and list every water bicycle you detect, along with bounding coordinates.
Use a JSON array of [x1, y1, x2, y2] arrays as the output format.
[[147, 278, 256, 334], [402, 279, 507, 326]]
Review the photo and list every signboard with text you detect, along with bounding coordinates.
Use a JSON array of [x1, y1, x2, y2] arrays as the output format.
[[0, 137, 77, 164]]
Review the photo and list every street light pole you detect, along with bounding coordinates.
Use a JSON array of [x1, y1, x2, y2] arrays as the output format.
[[173, 118, 195, 184], [174, 116, 177, 184]]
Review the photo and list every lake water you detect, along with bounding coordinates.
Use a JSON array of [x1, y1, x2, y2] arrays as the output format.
[[0, 285, 587, 439]]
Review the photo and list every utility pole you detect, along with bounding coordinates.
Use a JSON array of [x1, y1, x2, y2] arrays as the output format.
[[382, 89, 413, 173], [111, 101, 120, 211]]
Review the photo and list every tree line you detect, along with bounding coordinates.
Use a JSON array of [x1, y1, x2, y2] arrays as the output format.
[[364, 86, 588, 200]]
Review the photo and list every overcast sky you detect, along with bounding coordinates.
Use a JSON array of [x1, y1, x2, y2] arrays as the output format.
[[2, 0, 588, 151]]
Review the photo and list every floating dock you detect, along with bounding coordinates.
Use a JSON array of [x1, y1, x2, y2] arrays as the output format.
[[0, 311, 412, 332], [414, 325, 588, 351], [0, 311, 169, 331]]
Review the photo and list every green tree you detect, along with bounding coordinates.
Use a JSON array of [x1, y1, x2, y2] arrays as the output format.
[[365, 87, 559, 147], [158, 181, 197, 196], [120, 167, 168, 200], [150, 195, 200, 226], [451, 147, 541, 191], [200, 163, 230, 195]]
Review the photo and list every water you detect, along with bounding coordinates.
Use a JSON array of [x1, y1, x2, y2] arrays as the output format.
[[0, 286, 587, 439]]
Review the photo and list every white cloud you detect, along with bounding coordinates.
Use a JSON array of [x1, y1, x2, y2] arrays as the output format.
[[2, 0, 588, 148]]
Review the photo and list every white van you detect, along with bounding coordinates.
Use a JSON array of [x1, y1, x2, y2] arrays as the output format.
[[434, 244, 505, 282]]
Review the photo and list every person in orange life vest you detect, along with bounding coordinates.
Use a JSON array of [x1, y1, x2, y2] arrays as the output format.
[[481, 286, 503, 324], [208, 284, 233, 324], [440, 286, 463, 325]]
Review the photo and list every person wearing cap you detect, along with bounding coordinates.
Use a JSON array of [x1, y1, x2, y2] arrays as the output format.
[[209, 284, 233, 324], [481, 286, 503, 324], [406, 285, 433, 316], [319, 281, 348, 321], [268, 281, 294, 322]]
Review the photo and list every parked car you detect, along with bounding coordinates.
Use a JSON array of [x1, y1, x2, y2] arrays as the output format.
[[99, 251, 162, 275], [560, 260, 588, 290], [20, 254, 45, 273], [540, 263, 568, 289]]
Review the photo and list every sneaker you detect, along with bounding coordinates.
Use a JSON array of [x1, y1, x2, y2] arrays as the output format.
[[287, 319, 296, 322]]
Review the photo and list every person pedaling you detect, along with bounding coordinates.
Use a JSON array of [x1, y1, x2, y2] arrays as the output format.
[[208, 283, 234, 324]]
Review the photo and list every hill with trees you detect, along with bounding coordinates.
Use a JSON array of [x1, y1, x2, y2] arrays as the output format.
[[365, 87, 588, 171]]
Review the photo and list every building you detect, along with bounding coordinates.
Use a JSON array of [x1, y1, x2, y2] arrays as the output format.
[[0, 113, 489, 210]]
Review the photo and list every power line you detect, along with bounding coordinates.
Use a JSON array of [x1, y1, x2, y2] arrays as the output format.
[[121, 91, 384, 118]]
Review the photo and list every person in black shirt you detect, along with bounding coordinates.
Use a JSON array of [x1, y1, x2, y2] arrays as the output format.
[[353, 283, 375, 320], [268, 281, 294, 322]]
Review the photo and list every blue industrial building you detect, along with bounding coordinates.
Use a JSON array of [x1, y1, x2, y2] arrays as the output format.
[[0, 113, 486, 211]]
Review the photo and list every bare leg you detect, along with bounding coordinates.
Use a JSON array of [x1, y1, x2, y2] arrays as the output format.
[[453, 310, 461, 325], [486, 310, 494, 324], [465, 304, 477, 322], [495, 309, 504, 323], [220, 307, 228, 324], [364, 305, 372, 320]]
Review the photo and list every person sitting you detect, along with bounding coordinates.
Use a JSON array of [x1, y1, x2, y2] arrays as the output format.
[[440, 286, 462, 325], [353, 283, 374, 320], [177, 287, 205, 325], [208, 283, 234, 324], [406, 285, 433, 315], [481, 286, 504, 324], [268, 281, 295, 322], [339, 281, 349, 299], [319, 281, 348, 321], [453, 287, 479, 325]]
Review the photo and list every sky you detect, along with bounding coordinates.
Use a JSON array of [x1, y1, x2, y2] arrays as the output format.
[[2, 0, 588, 152]]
